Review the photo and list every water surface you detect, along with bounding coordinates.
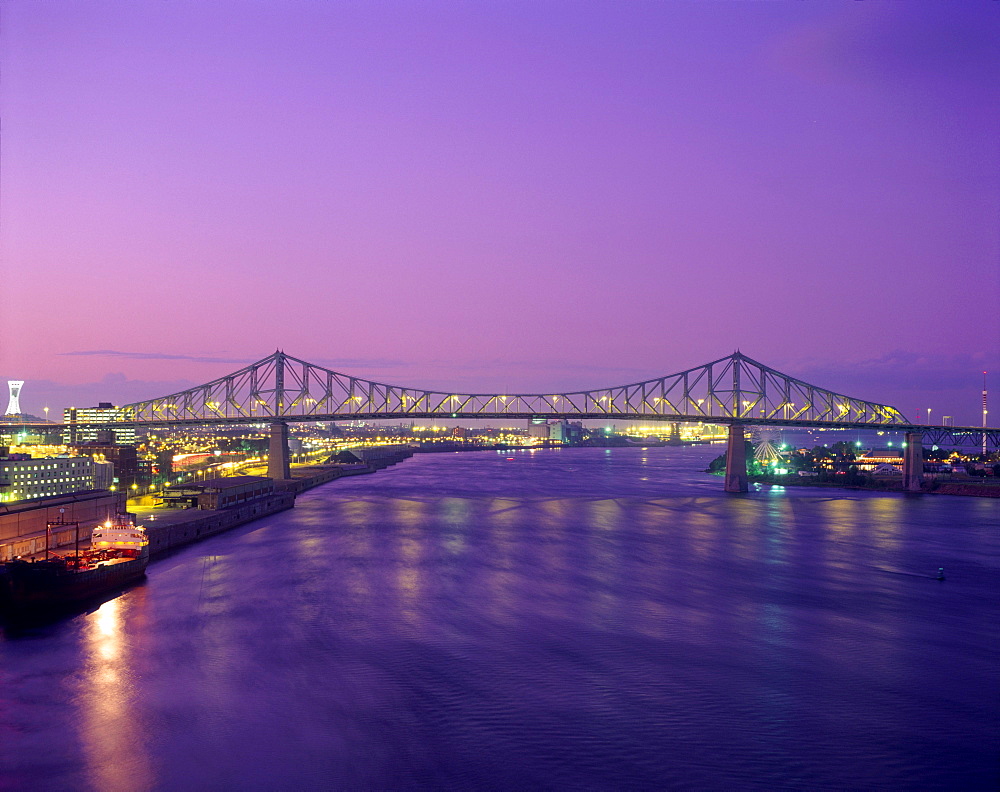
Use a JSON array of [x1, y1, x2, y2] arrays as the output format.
[[1, 447, 997, 790]]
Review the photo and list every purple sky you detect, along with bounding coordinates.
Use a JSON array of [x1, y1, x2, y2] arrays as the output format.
[[1, 1, 998, 425]]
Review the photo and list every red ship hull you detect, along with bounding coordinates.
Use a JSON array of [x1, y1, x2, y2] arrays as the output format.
[[0, 546, 149, 615]]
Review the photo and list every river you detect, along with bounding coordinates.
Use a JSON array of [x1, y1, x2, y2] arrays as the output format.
[[1, 446, 997, 790]]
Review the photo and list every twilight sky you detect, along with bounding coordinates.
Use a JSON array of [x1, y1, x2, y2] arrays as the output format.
[[1, 1, 998, 425]]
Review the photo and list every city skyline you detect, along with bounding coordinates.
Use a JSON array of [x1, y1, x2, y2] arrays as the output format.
[[1, 2, 998, 424], [3, 349, 994, 432]]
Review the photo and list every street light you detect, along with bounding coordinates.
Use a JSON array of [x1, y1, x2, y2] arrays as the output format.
[[927, 408, 932, 425]]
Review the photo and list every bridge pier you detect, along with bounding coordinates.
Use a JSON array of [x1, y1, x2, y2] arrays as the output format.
[[903, 432, 924, 492], [268, 422, 291, 480], [724, 424, 748, 493]]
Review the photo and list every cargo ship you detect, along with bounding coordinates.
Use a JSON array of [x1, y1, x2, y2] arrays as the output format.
[[0, 512, 149, 617]]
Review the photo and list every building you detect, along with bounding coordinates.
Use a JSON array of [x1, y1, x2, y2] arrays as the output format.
[[0, 454, 98, 502], [93, 459, 115, 490], [527, 419, 584, 444], [855, 449, 904, 473], [63, 403, 137, 444], [527, 418, 549, 440], [160, 476, 274, 510], [549, 420, 584, 445], [69, 439, 141, 489]]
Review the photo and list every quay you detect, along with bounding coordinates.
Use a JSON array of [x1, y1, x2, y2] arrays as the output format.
[[1, 446, 413, 563], [131, 445, 414, 558]]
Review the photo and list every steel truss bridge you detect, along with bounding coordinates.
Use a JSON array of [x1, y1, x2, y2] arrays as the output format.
[[54, 350, 998, 492], [112, 350, 995, 439], [123, 350, 912, 427]]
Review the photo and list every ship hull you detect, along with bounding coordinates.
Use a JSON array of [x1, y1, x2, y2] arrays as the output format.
[[0, 547, 149, 616]]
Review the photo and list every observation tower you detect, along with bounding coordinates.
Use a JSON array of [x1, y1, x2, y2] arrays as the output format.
[[6, 381, 23, 416]]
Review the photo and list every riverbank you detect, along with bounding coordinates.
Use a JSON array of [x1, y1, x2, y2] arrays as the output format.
[[744, 473, 1000, 497], [139, 492, 296, 557], [926, 480, 1000, 498], [131, 450, 415, 558]]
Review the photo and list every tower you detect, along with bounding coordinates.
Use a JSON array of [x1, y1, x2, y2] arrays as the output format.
[[6, 381, 23, 415], [983, 372, 988, 456]]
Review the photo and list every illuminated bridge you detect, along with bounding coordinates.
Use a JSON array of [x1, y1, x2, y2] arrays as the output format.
[[80, 351, 999, 492]]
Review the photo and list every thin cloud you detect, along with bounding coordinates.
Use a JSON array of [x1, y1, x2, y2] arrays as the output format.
[[788, 350, 999, 393], [60, 350, 256, 365], [308, 357, 409, 369]]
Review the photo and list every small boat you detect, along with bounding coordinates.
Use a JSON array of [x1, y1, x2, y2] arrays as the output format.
[[0, 512, 149, 618]]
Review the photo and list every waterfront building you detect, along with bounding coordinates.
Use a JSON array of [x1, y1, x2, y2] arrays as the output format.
[[527, 419, 550, 440], [549, 420, 584, 444], [160, 476, 274, 510], [855, 449, 904, 473], [0, 454, 98, 502]]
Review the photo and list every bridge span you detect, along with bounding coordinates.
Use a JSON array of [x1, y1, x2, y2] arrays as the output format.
[[56, 350, 1000, 492]]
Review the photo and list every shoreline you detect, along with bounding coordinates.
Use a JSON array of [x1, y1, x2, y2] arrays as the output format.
[[132, 451, 415, 559], [735, 474, 1000, 497]]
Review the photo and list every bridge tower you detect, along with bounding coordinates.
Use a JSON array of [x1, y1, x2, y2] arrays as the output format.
[[903, 432, 923, 492], [724, 424, 748, 493], [266, 352, 291, 480], [268, 422, 291, 480]]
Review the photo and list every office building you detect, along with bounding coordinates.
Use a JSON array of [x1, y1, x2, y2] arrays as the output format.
[[63, 403, 137, 444], [0, 454, 97, 502]]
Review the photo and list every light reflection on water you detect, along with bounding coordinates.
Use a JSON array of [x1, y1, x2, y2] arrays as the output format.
[[0, 446, 998, 791], [79, 595, 154, 792]]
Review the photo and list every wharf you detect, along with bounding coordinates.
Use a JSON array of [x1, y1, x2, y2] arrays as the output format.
[[7, 451, 415, 565], [271, 462, 379, 495], [131, 492, 295, 557], [134, 451, 414, 558]]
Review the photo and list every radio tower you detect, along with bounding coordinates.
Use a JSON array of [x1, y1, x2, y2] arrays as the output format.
[[983, 371, 988, 456], [6, 381, 23, 416]]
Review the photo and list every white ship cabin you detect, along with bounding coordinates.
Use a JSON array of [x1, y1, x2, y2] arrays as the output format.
[[91, 516, 149, 550]]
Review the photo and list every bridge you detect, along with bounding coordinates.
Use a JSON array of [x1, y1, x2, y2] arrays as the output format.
[[66, 350, 999, 493]]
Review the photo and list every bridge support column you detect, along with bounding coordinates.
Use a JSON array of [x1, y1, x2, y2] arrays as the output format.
[[903, 432, 924, 492], [268, 422, 291, 481], [724, 424, 748, 493]]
